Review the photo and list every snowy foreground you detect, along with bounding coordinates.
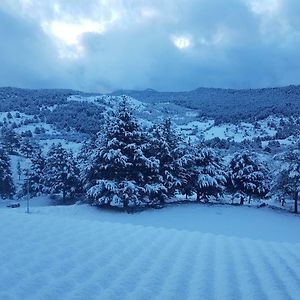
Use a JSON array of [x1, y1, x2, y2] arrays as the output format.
[[1, 202, 300, 300]]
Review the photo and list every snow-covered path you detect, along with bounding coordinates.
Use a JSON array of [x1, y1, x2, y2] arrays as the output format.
[[1, 206, 300, 300]]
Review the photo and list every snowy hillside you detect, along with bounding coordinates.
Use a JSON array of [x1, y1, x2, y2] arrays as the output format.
[[68, 94, 199, 128], [112, 85, 300, 123], [1, 203, 300, 300], [67, 93, 300, 146], [1, 87, 299, 147]]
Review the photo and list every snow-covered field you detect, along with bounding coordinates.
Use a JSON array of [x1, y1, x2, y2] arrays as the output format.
[[1, 202, 300, 300]]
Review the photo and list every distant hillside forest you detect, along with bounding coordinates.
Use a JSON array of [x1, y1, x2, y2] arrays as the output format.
[[0, 85, 300, 131], [0, 87, 104, 134], [113, 85, 300, 124]]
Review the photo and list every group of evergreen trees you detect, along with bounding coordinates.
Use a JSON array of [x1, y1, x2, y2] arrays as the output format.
[[0, 143, 80, 203], [0, 100, 299, 213], [24, 144, 81, 202]]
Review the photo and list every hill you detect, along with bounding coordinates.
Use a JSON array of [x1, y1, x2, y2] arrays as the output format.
[[112, 85, 300, 124]]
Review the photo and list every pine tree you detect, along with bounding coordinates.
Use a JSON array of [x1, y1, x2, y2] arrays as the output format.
[[148, 119, 185, 203], [78, 138, 97, 187], [141, 131, 169, 206], [23, 149, 46, 197], [276, 149, 300, 213], [229, 152, 270, 203], [0, 148, 15, 198], [44, 144, 80, 203], [20, 138, 37, 158], [191, 147, 226, 202], [1, 127, 20, 154], [84, 99, 165, 210]]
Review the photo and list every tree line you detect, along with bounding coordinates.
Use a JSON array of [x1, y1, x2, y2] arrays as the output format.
[[0, 100, 299, 213]]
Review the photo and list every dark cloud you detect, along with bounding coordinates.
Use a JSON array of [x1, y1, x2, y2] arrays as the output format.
[[0, 0, 300, 91], [0, 8, 71, 89]]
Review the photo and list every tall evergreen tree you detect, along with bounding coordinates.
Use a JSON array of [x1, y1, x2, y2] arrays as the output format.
[[78, 138, 97, 187], [1, 127, 20, 154], [44, 144, 80, 203], [0, 148, 15, 198], [275, 149, 300, 213], [229, 152, 270, 202], [191, 147, 226, 202], [84, 99, 165, 209], [23, 149, 46, 197], [148, 119, 185, 203]]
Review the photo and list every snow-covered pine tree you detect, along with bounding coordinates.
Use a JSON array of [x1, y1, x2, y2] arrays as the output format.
[[190, 147, 226, 202], [168, 141, 195, 200], [1, 126, 20, 154], [23, 149, 46, 197], [0, 148, 15, 198], [78, 138, 97, 187], [44, 143, 80, 203], [141, 131, 169, 206], [275, 149, 300, 213], [84, 99, 165, 210], [148, 119, 185, 203], [229, 152, 270, 203], [20, 138, 38, 158]]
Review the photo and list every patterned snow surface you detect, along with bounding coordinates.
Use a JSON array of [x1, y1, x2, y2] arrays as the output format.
[[0, 209, 300, 300]]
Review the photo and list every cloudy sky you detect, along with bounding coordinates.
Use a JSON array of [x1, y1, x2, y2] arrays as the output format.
[[0, 0, 300, 92]]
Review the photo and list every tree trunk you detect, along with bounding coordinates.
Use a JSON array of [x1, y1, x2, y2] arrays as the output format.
[[196, 192, 200, 202], [124, 199, 129, 213], [160, 198, 165, 206], [240, 197, 244, 205], [62, 188, 66, 202], [248, 194, 252, 204], [294, 194, 298, 214]]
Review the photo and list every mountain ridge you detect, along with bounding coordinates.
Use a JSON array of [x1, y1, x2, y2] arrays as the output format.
[[1, 84, 300, 125]]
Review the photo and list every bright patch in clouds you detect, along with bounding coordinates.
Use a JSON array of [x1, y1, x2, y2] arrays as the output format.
[[172, 35, 191, 49], [42, 19, 106, 58], [45, 20, 105, 46]]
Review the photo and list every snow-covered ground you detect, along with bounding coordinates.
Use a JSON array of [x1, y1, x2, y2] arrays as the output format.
[[14, 122, 58, 136], [68, 94, 146, 112], [1, 202, 300, 300], [39, 139, 82, 155], [174, 117, 288, 144]]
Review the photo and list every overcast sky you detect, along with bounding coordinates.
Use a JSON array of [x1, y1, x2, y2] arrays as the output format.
[[0, 0, 300, 92]]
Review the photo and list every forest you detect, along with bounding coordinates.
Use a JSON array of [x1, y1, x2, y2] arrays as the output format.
[[0, 99, 299, 213]]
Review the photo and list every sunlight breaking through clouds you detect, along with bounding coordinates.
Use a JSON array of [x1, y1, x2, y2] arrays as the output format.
[[172, 35, 192, 50], [42, 19, 107, 59]]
